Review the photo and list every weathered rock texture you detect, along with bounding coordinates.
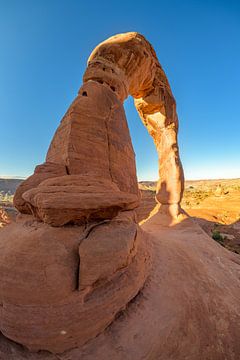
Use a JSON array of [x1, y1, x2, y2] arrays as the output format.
[[0, 208, 10, 228], [14, 80, 140, 225], [1, 32, 240, 360], [13, 32, 184, 225], [0, 213, 149, 353], [1, 218, 240, 360], [85, 32, 184, 219], [2, 32, 168, 353]]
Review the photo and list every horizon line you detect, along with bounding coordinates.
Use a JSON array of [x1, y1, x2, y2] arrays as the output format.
[[1, 175, 240, 182]]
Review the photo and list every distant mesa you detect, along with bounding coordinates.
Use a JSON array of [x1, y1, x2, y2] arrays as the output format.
[[0, 178, 23, 195]]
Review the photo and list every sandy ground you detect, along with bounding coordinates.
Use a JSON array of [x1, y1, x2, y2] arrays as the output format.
[[137, 178, 240, 254]]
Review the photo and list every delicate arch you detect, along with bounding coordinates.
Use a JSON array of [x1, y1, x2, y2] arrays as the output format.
[[84, 32, 184, 214], [14, 32, 184, 225], [6, 32, 185, 353]]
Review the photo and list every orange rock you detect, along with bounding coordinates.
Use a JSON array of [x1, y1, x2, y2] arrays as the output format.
[[13, 162, 67, 214], [0, 215, 150, 353], [1, 31, 185, 354], [14, 33, 184, 224], [22, 175, 139, 226], [87, 32, 184, 216], [79, 219, 138, 289], [0, 208, 10, 228]]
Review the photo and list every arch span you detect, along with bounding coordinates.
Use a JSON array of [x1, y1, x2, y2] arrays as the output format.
[[3, 32, 185, 353], [14, 32, 184, 225], [84, 32, 184, 216]]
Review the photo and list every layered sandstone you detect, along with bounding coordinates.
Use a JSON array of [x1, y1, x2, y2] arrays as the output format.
[[2, 32, 162, 353], [14, 32, 184, 224], [0, 208, 10, 228]]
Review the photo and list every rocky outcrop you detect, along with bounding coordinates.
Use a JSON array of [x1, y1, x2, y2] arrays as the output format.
[[1, 217, 240, 360], [0, 208, 10, 228], [1, 32, 160, 353], [0, 213, 149, 353], [14, 81, 140, 223], [13, 162, 67, 214], [13, 32, 184, 225], [22, 175, 138, 226], [86, 32, 184, 221]]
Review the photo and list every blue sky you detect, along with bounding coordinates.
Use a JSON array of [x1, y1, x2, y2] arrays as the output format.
[[0, 0, 240, 180]]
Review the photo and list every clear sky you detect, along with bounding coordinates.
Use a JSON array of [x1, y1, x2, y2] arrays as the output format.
[[0, 0, 240, 180]]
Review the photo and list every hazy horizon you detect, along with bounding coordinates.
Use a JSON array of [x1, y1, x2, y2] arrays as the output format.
[[1, 174, 240, 182]]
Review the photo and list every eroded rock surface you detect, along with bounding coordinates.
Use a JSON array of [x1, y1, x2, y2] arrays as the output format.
[[0, 208, 10, 228], [2, 32, 162, 353], [13, 32, 184, 225]]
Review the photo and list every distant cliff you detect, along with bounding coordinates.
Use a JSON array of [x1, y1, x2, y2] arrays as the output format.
[[0, 178, 23, 195]]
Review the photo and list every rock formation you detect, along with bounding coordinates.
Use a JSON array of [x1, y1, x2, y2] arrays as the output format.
[[0, 32, 240, 360], [13, 32, 184, 226], [0, 208, 10, 228]]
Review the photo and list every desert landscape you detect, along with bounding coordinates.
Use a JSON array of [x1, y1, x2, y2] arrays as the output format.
[[0, 178, 22, 228], [138, 178, 240, 254], [2, 178, 240, 255], [0, 24, 240, 360]]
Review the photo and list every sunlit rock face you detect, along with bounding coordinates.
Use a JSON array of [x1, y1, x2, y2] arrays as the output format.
[[13, 32, 184, 225], [0, 32, 185, 355]]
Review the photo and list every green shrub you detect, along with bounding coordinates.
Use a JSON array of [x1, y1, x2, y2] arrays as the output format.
[[212, 230, 224, 242]]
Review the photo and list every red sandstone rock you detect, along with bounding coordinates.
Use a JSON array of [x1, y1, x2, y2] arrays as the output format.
[[0, 215, 150, 353], [0, 32, 198, 356], [13, 162, 67, 214], [22, 176, 139, 226], [1, 218, 240, 359], [86, 32, 184, 218], [13, 33, 183, 224], [0, 208, 10, 228], [79, 220, 138, 290]]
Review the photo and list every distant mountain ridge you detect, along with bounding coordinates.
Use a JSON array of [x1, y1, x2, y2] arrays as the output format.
[[139, 178, 240, 191], [0, 178, 23, 195], [1, 177, 240, 196]]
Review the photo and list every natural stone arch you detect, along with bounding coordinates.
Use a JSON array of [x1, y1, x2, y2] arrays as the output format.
[[0, 32, 185, 353], [85, 32, 184, 217], [14, 32, 184, 225]]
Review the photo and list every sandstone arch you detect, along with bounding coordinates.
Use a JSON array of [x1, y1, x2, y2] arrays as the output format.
[[0, 32, 185, 353], [85, 32, 184, 215], [13, 32, 184, 225]]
